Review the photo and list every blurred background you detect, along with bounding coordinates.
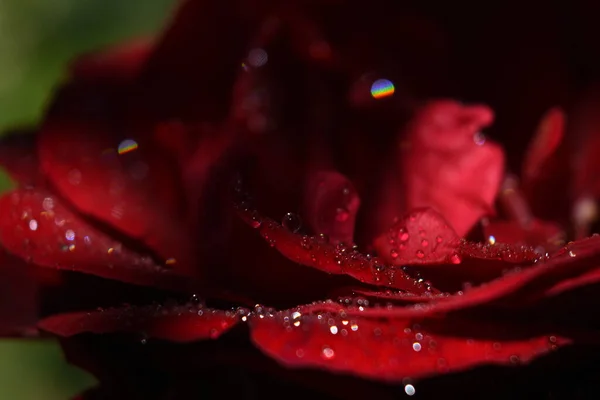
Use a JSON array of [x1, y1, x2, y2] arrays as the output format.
[[0, 0, 174, 398]]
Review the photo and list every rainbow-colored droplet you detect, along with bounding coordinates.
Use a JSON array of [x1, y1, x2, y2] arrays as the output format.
[[118, 139, 138, 155], [370, 79, 395, 99]]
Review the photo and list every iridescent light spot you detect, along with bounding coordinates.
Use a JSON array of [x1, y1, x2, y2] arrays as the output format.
[[488, 235, 496, 245], [404, 384, 416, 396], [370, 79, 395, 99], [118, 139, 138, 155], [65, 229, 75, 241]]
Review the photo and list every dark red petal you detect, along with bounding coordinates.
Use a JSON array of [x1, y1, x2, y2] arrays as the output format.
[[483, 219, 564, 250], [70, 39, 153, 82], [39, 304, 239, 342], [304, 171, 360, 244], [0, 188, 193, 292], [250, 308, 568, 382], [135, 0, 276, 121], [400, 100, 504, 237], [522, 107, 565, 184], [373, 208, 459, 265], [38, 85, 194, 274], [237, 206, 436, 294]]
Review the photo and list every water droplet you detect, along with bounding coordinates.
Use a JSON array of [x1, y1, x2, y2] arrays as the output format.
[[335, 207, 350, 222], [329, 326, 338, 335], [415, 333, 424, 341], [416, 250, 425, 259], [65, 230, 75, 241], [28, 220, 38, 231], [321, 347, 335, 359], [449, 253, 462, 264], [42, 197, 54, 211], [568, 250, 576, 258], [370, 79, 395, 99], [248, 48, 268, 67], [399, 231, 409, 241], [118, 139, 139, 155], [421, 239, 429, 247], [488, 235, 496, 245], [390, 249, 399, 259], [412, 342, 422, 352], [68, 169, 82, 185], [473, 132, 486, 146], [404, 384, 416, 396]]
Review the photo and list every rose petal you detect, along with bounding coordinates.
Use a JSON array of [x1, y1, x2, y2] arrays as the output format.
[[400, 100, 504, 237], [38, 81, 194, 273], [39, 304, 239, 342], [522, 107, 565, 184], [304, 171, 360, 244], [70, 38, 153, 82], [484, 219, 564, 250], [250, 307, 568, 382], [236, 206, 436, 294], [135, 0, 277, 121], [373, 208, 459, 265], [0, 188, 194, 292]]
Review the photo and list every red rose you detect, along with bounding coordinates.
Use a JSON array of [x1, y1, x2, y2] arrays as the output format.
[[2, 0, 600, 398]]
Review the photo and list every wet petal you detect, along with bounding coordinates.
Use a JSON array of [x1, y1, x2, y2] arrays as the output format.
[[0, 188, 193, 292], [400, 100, 504, 236], [250, 307, 568, 382], [38, 81, 194, 274], [522, 107, 565, 184], [39, 304, 239, 342], [304, 171, 360, 244], [483, 219, 564, 250], [135, 0, 277, 121], [236, 205, 435, 294], [373, 208, 459, 265]]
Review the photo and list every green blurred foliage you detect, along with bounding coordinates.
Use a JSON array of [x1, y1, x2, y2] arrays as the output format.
[[0, 0, 175, 398]]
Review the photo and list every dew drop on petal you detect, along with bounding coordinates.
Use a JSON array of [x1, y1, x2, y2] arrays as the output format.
[[412, 342, 422, 352], [370, 79, 395, 99], [335, 207, 350, 222], [404, 384, 416, 396], [421, 239, 429, 247], [321, 347, 335, 359], [282, 212, 302, 233], [390, 249, 399, 259], [416, 250, 425, 259], [399, 231, 409, 241], [28, 219, 38, 231]]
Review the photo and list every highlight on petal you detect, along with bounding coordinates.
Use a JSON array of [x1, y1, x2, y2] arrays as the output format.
[[483, 219, 564, 251], [401, 100, 505, 236], [236, 205, 436, 295], [522, 107, 565, 183], [249, 307, 568, 383], [373, 208, 459, 265], [304, 171, 360, 244], [38, 100, 194, 274], [39, 304, 240, 342], [0, 188, 193, 292]]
